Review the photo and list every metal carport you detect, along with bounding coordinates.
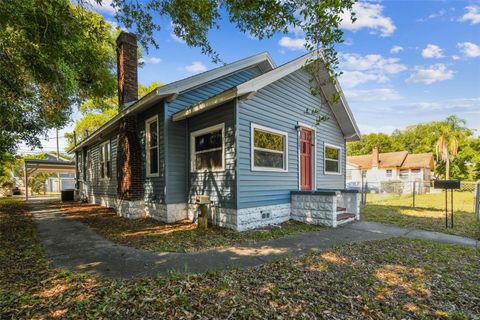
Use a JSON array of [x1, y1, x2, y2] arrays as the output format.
[[23, 159, 76, 200]]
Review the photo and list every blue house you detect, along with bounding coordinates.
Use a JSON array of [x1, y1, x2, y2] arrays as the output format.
[[72, 32, 361, 231]]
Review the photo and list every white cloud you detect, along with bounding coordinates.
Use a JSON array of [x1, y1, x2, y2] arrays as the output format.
[[345, 88, 402, 102], [340, 54, 407, 74], [171, 33, 186, 44], [386, 97, 480, 113], [406, 64, 454, 84], [170, 22, 186, 44], [390, 45, 403, 54], [338, 53, 407, 88], [417, 7, 456, 22], [421, 44, 444, 58], [140, 57, 162, 65], [452, 55, 460, 60], [278, 36, 306, 51], [459, 6, 480, 24], [339, 71, 386, 88], [87, 0, 116, 15], [340, 2, 396, 37], [457, 42, 480, 58], [184, 61, 207, 73]]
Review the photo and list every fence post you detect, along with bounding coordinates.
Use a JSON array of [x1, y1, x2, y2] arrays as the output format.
[[361, 174, 365, 205], [476, 182, 480, 221], [412, 181, 416, 208]]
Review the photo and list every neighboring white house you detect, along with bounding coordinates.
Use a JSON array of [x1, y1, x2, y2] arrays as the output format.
[[347, 147, 435, 192]]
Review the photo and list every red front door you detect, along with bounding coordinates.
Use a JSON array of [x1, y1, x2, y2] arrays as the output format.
[[300, 128, 313, 191]]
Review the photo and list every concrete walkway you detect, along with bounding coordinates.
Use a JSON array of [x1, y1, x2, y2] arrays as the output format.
[[30, 201, 479, 280]]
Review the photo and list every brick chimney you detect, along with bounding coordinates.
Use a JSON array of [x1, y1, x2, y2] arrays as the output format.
[[372, 146, 379, 167], [116, 32, 138, 109]]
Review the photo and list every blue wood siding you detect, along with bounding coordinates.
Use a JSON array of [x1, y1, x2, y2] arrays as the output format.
[[165, 66, 262, 204], [136, 102, 165, 203], [237, 69, 346, 209], [89, 135, 119, 198], [187, 101, 236, 208]]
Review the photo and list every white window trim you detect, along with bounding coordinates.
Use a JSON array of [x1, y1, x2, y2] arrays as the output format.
[[145, 115, 160, 177], [251, 123, 288, 172], [324, 143, 342, 175], [99, 140, 111, 180], [190, 123, 225, 173], [297, 122, 316, 190]]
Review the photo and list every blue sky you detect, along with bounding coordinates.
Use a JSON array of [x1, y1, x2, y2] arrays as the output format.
[[24, 0, 480, 153]]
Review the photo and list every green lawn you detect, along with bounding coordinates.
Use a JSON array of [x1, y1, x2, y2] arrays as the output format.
[[2, 198, 480, 319], [362, 191, 480, 240], [59, 202, 324, 253]]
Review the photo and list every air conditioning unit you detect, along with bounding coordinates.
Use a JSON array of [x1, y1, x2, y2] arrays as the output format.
[[195, 195, 210, 204]]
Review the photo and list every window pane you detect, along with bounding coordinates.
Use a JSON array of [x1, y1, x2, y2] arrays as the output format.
[[106, 161, 111, 178], [254, 129, 284, 151], [254, 150, 284, 169], [195, 130, 222, 152], [325, 147, 339, 160], [195, 150, 222, 170], [326, 160, 339, 173], [107, 143, 111, 160], [150, 147, 158, 174], [149, 121, 158, 147]]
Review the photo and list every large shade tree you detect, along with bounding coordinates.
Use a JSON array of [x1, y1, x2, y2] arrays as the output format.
[[2, 0, 356, 162], [347, 115, 478, 180], [0, 0, 116, 159]]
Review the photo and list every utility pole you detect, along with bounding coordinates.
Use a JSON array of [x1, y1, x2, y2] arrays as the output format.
[[56, 128, 61, 194]]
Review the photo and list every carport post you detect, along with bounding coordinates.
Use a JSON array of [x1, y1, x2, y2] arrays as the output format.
[[24, 162, 28, 201]]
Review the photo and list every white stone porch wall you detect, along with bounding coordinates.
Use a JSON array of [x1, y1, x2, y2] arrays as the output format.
[[291, 193, 337, 227]]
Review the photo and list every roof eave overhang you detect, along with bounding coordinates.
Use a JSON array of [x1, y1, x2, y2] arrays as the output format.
[[172, 88, 239, 122], [171, 50, 362, 142]]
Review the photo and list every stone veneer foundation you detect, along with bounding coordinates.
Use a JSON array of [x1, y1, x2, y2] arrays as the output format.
[[88, 190, 360, 231]]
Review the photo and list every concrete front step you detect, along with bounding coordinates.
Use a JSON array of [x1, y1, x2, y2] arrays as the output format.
[[336, 213, 356, 221]]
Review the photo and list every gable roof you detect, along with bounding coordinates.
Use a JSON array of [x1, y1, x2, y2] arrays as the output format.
[[70, 52, 275, 152], [347, 151, 434, 170], [172, 50, 361, 141], [402, 153, 435, 169]]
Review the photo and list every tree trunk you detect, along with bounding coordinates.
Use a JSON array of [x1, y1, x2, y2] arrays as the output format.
[[446, 158, 450, 180]]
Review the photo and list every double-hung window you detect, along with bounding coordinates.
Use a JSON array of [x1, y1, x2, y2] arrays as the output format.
[[251, 124, 288, 172], [191, 123, 224, 172], [386, 169, 393, 178], [399, 169, 409, 180], [324, 144, 341, 174], [99, 141, 111, 180], [146, 116, 159, 176]]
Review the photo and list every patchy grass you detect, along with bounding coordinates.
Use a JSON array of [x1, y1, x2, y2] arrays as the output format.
[[363, 192, 480, 240], [58, 202, 324, 252], [1, 198, 480, 319]]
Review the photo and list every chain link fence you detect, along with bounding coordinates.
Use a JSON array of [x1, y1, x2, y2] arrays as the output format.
[[348, 179, 478, 214]]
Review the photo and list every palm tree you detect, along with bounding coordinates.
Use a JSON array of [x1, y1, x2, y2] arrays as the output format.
[[435, 118, 460, 180]]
